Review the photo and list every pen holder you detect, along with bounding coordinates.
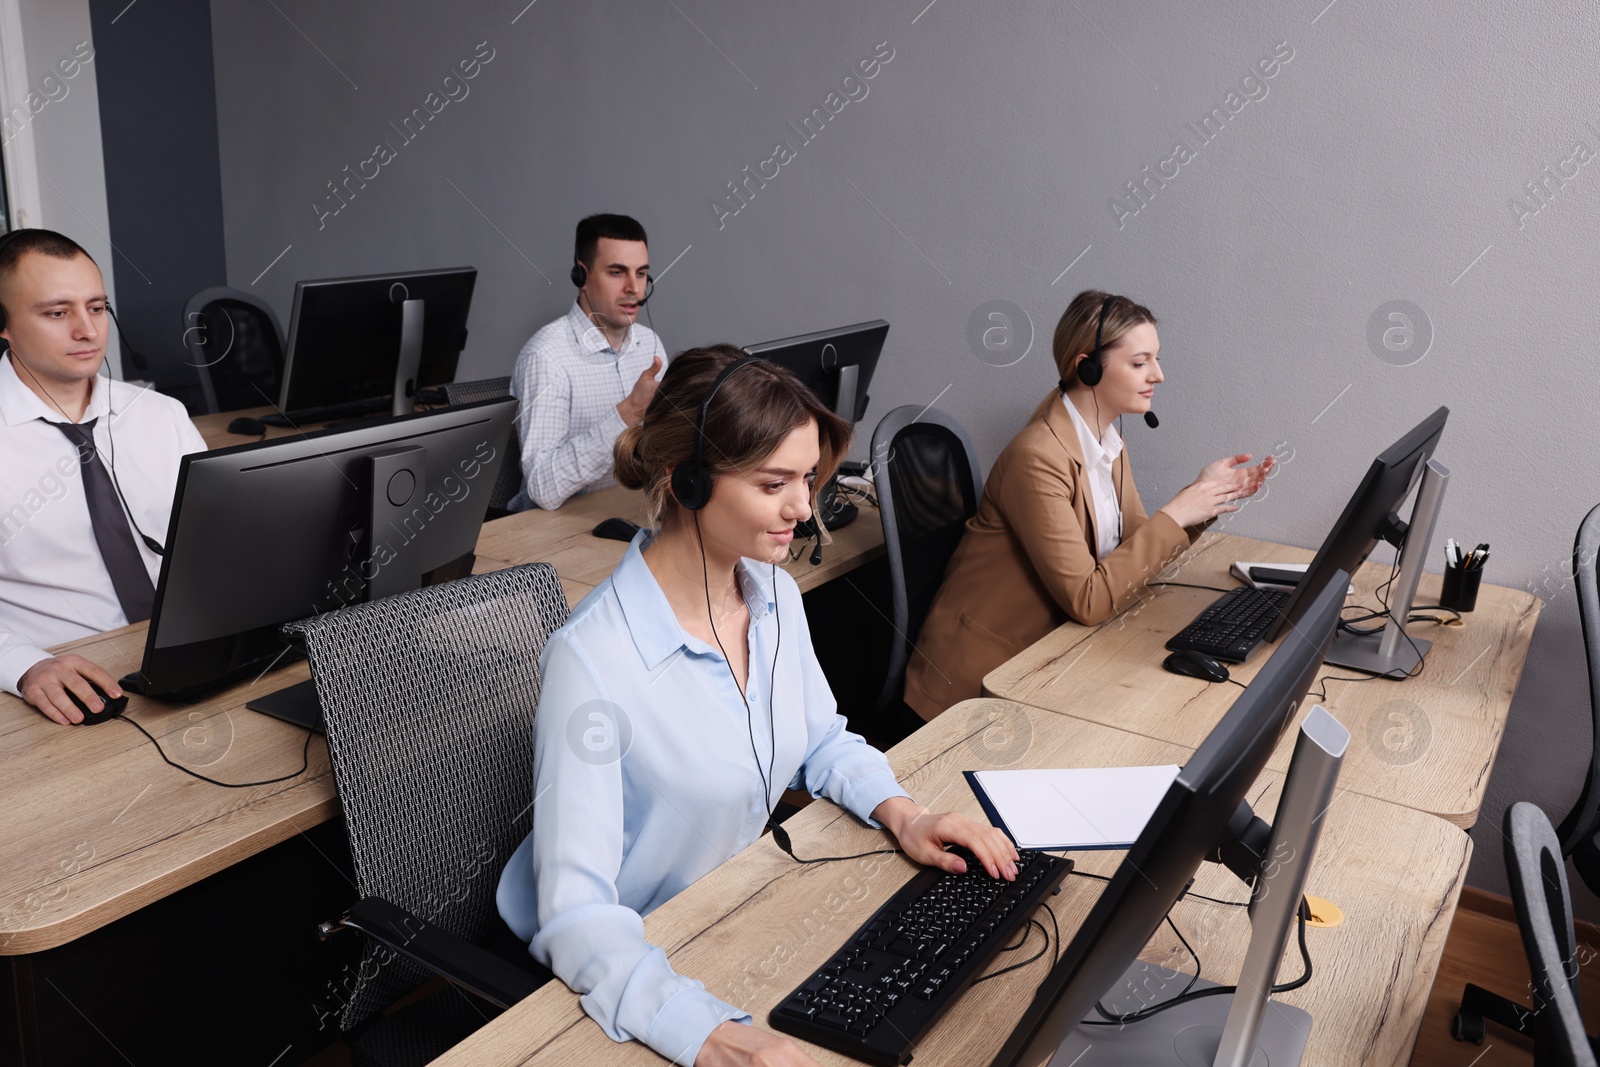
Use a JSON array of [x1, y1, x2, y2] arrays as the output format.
[[1440, 561, 1484, 613]]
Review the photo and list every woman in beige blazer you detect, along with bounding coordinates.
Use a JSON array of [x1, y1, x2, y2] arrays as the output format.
[[903, 291, 1274, 721]]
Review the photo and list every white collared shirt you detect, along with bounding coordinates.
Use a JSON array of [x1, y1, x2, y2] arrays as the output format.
[[0, 355, 207, 693], [1062, 394, 1124, 559], [496, 532, 908, 1063], [508, 303, 663, 511]]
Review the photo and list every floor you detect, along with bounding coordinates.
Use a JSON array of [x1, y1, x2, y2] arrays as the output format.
[[1408, 889, 1600, 1066]]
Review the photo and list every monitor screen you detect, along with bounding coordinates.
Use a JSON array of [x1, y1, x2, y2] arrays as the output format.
[[127, 399, 514, 697], [278, 266, 476, 416], [744, 319, 888, 423], [990, 572, 1347, 1066], [1264, 405, 1448, 643]]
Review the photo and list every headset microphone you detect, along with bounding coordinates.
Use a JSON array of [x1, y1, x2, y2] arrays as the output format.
[[1144, 411, 1159, 428]]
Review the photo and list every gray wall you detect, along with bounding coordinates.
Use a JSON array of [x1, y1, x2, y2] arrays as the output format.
[[210, 0, 1600, 909], [88, 0, 227, 409]]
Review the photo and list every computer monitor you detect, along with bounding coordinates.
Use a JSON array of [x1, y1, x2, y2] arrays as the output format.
[[122, 399, 515, 726], [744, 319, 888, 425], [275, 266, 476, 421], [744, 320, 889, 529], [1264, 405, 1449, 675], [991, 573, 1349, 1067]]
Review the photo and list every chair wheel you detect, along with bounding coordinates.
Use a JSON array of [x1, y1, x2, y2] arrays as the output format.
[[1452, 1011, 1486, 1044]]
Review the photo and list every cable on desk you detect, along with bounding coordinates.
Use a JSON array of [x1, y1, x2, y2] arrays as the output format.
[[1082, 897, 1313, 1024], [766, 821, 903, 865], [973, 918, 1051, 983], [1147, 581, 1236, 594], [118, 715, 316, 788]]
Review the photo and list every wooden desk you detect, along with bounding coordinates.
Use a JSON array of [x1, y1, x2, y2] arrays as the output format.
[[982, 533, 1540, 830], [430, 699, 1470, 1066], [0, 492, 877, 954], [190, 404, 343, 450], [475, 484, 886, 594]]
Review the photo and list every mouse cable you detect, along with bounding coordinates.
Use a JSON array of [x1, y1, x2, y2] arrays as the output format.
[[116, 714, 316, 788]]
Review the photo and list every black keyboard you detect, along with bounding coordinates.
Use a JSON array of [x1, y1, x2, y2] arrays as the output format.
[[1165, 585, 1290, 663], [769, 848, 1072, 1065]]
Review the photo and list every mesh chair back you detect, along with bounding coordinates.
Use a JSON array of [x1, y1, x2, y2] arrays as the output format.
[[182, 287, 286, 414], [440, 377, 521, 513], [282, 563, 569, 1031], [1506, 802, 1598, 1067], [869, 406, 983, 712]]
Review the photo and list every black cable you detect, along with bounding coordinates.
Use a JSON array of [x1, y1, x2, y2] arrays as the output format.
[[1042, 900, 1061, 969], [1147, 581, 1236, 594], [117, 714, 315, 788], [1084, 898, 1313, 1024], [973, 918, 1051, 983]]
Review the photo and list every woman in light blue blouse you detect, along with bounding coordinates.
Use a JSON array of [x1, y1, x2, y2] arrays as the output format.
[[497, 345, 1018, 1066]]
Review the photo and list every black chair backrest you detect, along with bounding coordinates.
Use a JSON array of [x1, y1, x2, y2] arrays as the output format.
[[869, 405, 983, 713], [1506, 801, 1598, 1067], [283, 562, 570, 1031], [1558, 503, 1600, 896], [182, 286, 286, 413], [440, 377, 521, 514]]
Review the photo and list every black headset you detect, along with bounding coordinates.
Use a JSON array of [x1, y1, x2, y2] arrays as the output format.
[[571, 236, 654, 306], [671, 355, 766, 511], [1073, 294, 1114, 388]]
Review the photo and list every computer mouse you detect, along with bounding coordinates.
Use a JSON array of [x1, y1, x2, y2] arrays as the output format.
[[67, 682, 129, 725], [228, 416, 267, 437], [592, 517, 642, 542], [1162, 650, 1231, 684]]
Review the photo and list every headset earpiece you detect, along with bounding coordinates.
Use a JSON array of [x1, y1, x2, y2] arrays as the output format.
[[1077, 295, 1114, 388], [637, 273, 655, 307], [672, 355, 765, 511], [570, 260, 587, 288]]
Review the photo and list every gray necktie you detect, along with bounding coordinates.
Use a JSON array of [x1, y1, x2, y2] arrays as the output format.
[[51, 418, 156, 623]]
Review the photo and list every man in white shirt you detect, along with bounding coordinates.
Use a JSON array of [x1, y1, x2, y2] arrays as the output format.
[[509, 214, 664, 510], [0, 229, 207, 724]]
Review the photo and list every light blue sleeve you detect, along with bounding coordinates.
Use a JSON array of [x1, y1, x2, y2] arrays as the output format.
[[785, 576, 912, 824], [524, 630, 750, 1064]]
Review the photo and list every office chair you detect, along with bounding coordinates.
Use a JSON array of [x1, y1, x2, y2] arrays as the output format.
[[1507, 802, 1598, 1065], [181, 286, 286, 414], [282, 563, 568, 1065], [1456, 502, 1600, 1050], [437, 377, 522, 517], [868, 405, 983, 727]]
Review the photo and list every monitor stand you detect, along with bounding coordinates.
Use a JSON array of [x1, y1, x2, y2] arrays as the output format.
[[246, 678, 323, 732], [391, 296, 425, 417], [1048, 706, 1350, 1067], [1324, 459, 1449, 677]]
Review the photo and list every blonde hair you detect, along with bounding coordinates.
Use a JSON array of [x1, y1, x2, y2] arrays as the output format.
[[613, 343, 852, 529], [1029, 290, 1158, 422]]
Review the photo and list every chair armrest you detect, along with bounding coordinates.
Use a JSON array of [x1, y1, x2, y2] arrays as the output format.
[[336, 896, 547, 1010]]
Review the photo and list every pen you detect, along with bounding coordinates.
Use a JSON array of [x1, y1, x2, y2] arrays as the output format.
[[1476, 549, 1489, 568], [1446, 538, 1459, 567]]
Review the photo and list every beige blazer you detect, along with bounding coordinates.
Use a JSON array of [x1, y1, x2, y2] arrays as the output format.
[[903, 397, 1205, 720]]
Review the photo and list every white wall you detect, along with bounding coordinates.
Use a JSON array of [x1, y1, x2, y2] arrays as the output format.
[[11, 0, 120, 374], [209, 0, 1600, 910]]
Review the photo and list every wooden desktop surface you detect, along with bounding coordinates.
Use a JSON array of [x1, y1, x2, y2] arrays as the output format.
[[430, 699, 1471, 1067], [190, 404, 342, 450], [982, 532, 1540, 830], [0, 483, 878, 953]]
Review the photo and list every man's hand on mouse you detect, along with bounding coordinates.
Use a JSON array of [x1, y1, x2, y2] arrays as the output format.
[[18, 654, 122, 725]]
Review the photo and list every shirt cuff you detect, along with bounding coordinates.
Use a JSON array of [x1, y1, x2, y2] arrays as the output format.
[[646, 984, 752, 1066], [838, 769, 912, 829], [0, 642, 52, 697]]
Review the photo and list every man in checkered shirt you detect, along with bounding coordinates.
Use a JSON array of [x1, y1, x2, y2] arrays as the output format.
[[509, 214, 664, 510]]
